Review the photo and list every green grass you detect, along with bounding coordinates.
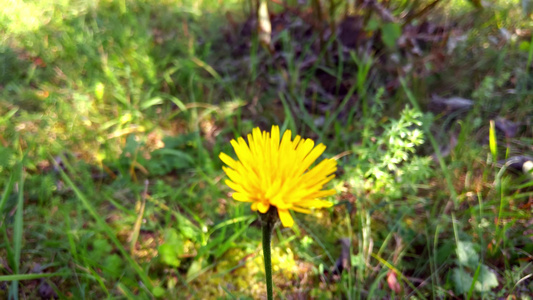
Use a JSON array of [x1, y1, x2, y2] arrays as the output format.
[[1, 0, 532, 298]]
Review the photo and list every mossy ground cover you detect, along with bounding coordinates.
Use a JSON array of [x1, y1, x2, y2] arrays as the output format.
[[0, 0, 532, 298]]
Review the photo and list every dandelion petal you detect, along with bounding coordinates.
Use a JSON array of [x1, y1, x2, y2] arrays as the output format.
[[219, 126, 337, 227]]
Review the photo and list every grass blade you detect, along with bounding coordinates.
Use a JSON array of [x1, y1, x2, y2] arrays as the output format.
[[0, 172, 16, 214], [55, 161, 154, 292], [130, 180, 148, 256], [10, 162, 24, 300], [0, 272, 69, 281], [371, 253, 426, 299], [489, 120, 497, 162], [467, 263, 481, 300], [13, 164, 24, 268]]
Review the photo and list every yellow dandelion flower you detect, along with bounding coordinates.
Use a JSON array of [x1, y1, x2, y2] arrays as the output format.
[[219, 125, 337, 227]]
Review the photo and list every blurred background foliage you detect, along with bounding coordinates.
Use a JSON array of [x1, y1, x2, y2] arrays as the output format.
[[0, 0, 532, 298]]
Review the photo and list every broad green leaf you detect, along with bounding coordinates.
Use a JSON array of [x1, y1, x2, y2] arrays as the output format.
[[475, 265, 498, 292], [158, 229, 184, 267], [436, 242, 454, 265], [351, 254, 365, 269], [452, 268, 473, 294], [104, 254, 123, 278], [456, 241, 479, 268], [365, 19, 380, 32], [94, 82, 105, 101], [382, 23, 401, 49], [185, 258, 203, 282], [152, 286, 166, 298], [519, 41, 531, 52], [158, 244, 181, 267], [91, 239, 113, 261]]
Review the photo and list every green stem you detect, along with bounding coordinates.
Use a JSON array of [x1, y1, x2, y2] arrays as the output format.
[[262, 217, 273, 300], [260, 207, 277, 300]]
